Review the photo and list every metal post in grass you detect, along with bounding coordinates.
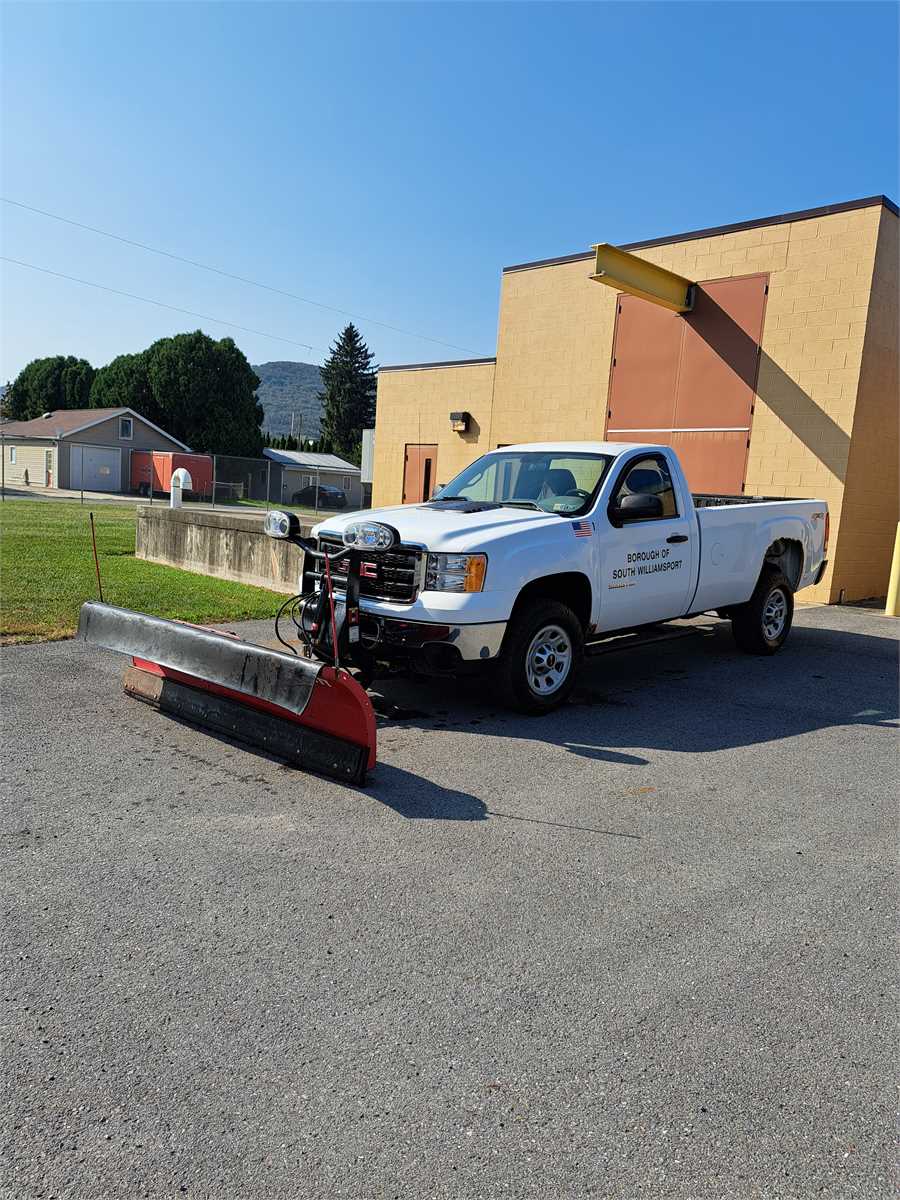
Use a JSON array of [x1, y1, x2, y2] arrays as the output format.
[[211, 455, 216, 508], [1, 433, 5, 501]]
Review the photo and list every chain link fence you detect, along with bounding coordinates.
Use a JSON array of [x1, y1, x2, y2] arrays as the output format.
[[0, 444, 369, 519]]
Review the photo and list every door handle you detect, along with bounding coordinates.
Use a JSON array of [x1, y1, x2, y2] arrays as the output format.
[[666, 534, 689, 543]]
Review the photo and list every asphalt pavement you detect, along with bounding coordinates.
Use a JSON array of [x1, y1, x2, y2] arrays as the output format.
[[1, 604, 897, 1199]]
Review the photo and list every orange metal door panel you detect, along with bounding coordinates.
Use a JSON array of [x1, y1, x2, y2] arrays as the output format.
[[671, 431, 749, 494], [674, 275, 768, 429], [605, 429, 672, 448], [605, 275, 768, 495], [402, 444, 438, 504], [606, 295, 683, 432]]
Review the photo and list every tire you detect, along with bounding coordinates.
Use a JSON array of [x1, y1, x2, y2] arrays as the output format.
[[495, 599, 584, 713], [730, 567, 794, 655]]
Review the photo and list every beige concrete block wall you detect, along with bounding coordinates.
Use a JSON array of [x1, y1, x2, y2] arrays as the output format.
[[739, 206, 882, 601], [828, 209, 900, 600], [488, 204, 884, 602], [490, 259, 613, 449], [373, 200, 891, 602], [372, 362, 496, 506]]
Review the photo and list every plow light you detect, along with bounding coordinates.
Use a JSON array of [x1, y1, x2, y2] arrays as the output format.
[[264, 510, 301, 539], [342, 521, 398, 552]]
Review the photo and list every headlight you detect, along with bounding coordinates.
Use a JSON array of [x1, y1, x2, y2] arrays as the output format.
[[424, 553, 487, 593], [342, 521, 397, 551]]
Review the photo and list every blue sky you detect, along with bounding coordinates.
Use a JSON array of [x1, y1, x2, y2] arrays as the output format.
[[1, 1, 897, 382]]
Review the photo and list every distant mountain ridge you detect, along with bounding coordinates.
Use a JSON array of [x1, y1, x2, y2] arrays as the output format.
[[253, 360, 323, 439]]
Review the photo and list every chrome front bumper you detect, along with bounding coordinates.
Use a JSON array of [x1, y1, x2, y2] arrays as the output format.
[[361, 615, 507, 663]]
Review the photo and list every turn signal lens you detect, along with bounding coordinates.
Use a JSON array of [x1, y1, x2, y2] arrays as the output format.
[[464, 555, 487, 592]]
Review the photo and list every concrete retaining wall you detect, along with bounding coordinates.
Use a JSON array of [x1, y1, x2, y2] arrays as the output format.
[[136, 506, 310, 593]]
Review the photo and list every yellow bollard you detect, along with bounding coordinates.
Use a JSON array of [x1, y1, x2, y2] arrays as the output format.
[[886, 521, 900, 617]]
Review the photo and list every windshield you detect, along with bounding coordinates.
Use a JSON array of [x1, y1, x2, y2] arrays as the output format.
[[432, 451, 613, 517]]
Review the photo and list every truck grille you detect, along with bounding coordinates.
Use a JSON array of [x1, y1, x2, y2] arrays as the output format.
[[314, 537, 421, 603]]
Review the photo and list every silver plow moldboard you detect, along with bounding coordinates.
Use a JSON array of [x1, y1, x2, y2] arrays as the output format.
[[78, 601, 323, 717]]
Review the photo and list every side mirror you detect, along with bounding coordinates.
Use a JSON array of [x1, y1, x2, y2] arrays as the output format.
[[610, 492, 663, 525], [264, 509, 302, 540]]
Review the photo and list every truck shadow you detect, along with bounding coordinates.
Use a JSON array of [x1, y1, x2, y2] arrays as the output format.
[[370, 617, 899, 773], [366, 763, 643, 838]]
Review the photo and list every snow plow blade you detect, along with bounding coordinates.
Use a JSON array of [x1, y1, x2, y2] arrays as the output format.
[[78, 602, 376, 784]]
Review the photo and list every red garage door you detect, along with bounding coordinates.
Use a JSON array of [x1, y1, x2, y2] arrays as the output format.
[[606, 274, 769, 494]]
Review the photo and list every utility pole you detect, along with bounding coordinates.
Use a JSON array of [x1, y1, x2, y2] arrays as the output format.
[[289, 412, 295, 440]]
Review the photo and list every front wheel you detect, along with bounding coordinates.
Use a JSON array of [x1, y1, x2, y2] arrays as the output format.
[[495, 599, 584, 713], [730, 567, 794, 655]]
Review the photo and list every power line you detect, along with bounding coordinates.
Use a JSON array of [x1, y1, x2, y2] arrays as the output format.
[[0, 257, 322, 352], [1, 196, 479, 354]]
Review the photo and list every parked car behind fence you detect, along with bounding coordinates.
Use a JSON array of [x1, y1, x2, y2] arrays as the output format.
[[291, 484, 347, 509]]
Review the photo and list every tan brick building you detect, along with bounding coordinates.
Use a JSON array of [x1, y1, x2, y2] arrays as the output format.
[[373, 195, 898, 603]]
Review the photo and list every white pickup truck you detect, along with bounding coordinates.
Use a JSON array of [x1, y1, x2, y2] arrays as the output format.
[[308, 442, 829, 711]]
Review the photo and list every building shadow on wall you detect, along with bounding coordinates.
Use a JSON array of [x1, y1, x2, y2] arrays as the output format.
[[696, 296, 851, 483], [458, 415, 481, 445]]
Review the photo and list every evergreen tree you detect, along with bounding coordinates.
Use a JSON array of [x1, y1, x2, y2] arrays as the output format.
[[318, 324, 376, 464], [7, 356, 95, 420], [89, 331, 263, 455], [90, 352, 158, 422]]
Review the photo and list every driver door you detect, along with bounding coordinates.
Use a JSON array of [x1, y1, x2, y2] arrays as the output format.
[[596, 452, 696, 632]]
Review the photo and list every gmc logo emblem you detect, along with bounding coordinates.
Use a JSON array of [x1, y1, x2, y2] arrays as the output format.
[[359, 561, 378, 579]]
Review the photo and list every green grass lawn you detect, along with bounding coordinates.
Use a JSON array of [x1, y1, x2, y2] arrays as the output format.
[[0, 501, 285, 643]]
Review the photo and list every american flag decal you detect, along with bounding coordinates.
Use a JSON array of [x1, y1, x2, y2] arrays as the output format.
[[572, 520, 593, 538]]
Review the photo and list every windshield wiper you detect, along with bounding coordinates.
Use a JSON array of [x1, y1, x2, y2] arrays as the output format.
[[501, 500, 545, 511], [429, 495, 465, 501]]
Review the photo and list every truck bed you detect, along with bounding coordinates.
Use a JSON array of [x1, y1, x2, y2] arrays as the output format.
[[692, 493, 804, 508]]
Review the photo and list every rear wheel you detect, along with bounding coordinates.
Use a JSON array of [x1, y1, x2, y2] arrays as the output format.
[[495, 599, 584, 713], [730, 567, 794, 655]]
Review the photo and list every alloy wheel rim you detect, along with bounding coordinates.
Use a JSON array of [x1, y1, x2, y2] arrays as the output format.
[[525, 624, 573, 696], [763, 588, 788, 640]]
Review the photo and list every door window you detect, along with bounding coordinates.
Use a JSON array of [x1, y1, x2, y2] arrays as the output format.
[[613, 455, 678, 519]]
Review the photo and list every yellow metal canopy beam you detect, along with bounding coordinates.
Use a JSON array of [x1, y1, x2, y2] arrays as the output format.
[[591, 243, 695, 312]]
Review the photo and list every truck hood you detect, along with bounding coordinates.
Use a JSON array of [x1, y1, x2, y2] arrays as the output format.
[[313, 502, 566, 553]]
